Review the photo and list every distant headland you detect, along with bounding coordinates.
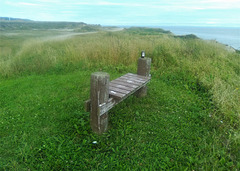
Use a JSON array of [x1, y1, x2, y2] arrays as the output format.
[[0, 17, 32, 22]]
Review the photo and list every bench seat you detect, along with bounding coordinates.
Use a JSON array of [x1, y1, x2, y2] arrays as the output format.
[[109, 73, 151, 102], [85, 73, 151, 113]]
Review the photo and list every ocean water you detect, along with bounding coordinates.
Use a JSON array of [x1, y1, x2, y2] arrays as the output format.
[[159, 26, 240, 50]]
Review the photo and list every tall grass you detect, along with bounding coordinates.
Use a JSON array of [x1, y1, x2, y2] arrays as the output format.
[[1, 30, 239, 127], [151, 38, 240, 124], [0, 30, 238, 128]]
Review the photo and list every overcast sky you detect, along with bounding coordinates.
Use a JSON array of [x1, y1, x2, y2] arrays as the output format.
[[1, 0, 240, 26]]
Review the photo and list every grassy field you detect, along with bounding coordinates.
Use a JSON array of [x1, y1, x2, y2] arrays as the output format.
[[0, 26, 239, 170]]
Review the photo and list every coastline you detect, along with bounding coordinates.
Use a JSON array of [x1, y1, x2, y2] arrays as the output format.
[[158, 26, 240, 51], [117, 25, 240, 51]]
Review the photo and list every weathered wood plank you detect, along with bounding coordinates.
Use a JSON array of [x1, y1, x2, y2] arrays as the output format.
[[109, 82, 135, 91], [109, 86, 131, 95], [110, 79, 150, 103], [99, 98, 115, 116], [113, 78, 143, 85], [119, 76, 148, 84], [110, 80, 140, 87], [123, 75, 150, 82], [119, 73, 150, 81], [109, 90, 125, 99]]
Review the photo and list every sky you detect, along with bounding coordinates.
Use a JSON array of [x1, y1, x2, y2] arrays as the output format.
[[1, 0, 240, 27]]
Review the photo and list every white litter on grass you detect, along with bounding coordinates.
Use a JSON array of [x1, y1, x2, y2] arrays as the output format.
[[92, 141, 97, 144], [220, 121, 223, 123]]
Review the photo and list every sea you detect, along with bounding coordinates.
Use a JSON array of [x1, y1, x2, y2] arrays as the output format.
[[159, 26, 240, 50]]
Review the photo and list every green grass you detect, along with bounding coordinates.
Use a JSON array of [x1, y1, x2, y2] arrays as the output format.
[[1, 69, 239, 170], [0, 27, 240, 170]]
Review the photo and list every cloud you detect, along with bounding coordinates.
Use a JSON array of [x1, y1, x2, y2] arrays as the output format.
[[72, 0, 240, 11], [5, 1, 44, 7], [2, 0, 240, 26], [36, 0, 59, 2], [73, 1, 145, 7], [177, 0, 240, 9], [18, 2, 42, 6], [204, 0, 240, 2], [140, 0, 240, 10]]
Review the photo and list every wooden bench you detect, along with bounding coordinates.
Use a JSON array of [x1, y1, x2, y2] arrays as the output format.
[[109, 73, 151, 102], [85, 57, 151, 134]]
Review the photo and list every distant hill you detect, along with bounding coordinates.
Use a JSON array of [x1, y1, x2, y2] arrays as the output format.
[[0, 17, 87, 31], [0, 17, 32, 22]]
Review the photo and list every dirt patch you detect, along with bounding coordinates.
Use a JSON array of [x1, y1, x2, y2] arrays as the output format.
[[40, 32, 97, 42]]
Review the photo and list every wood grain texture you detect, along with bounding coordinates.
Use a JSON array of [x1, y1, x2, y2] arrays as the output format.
[[109, 82, 136, 91], [136, 58, 152, 97], [109, 73, 150, 101], [90, 72, 109, 134]]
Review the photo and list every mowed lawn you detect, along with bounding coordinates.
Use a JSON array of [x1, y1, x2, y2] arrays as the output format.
[[1, 68, 238, 170]]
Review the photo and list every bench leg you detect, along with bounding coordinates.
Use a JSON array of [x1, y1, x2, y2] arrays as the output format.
[[90, 72, 110, 134], [136, 57, 151, 97], [136, 86, 148, 97]]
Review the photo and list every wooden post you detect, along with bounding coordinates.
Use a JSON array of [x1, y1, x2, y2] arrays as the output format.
[[136, 57, 151, 97], [90, 72, 109, 134]]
